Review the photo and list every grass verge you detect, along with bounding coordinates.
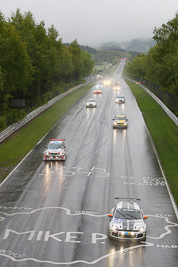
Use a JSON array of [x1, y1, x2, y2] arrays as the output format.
[[0, 83, 95, 183], [125, 79, 178, 206]]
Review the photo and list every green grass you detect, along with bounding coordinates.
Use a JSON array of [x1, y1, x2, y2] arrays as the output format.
[[94, 64, 106, 70], [125, 79, 178, 206], [0, 83, 95, 182]]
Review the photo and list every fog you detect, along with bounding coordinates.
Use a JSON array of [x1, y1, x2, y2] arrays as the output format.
[[0, 0, 177, 46]]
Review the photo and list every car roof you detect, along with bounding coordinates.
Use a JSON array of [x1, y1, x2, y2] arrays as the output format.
[[116, 201, 140, 211], [49, 139, 65, 143], [115, 115, 126, 118]]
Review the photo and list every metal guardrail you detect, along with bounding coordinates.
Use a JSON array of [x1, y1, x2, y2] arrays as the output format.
[[0, 80, 96, 143], [126, 78, 178, 126]]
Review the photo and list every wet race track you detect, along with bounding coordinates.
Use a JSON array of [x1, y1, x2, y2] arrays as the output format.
[[0, 62, 178, 267]]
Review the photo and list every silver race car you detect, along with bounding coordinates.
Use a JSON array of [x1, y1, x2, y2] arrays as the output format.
[[43, 139, 66, 161], [116, 96, 125, 104], [108, 198, 147, 241]]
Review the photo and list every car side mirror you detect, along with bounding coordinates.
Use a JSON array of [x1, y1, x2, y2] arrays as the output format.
[[108, 214, 113, 218], [143, 216, 148, 219]]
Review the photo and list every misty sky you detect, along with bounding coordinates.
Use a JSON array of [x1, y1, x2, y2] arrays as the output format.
[[0, 0, 177, 46]]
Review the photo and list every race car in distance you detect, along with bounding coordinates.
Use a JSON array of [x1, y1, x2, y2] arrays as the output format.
[[112, 82, 120, 91], [86, 99, 97, 108], [113, 115, 128, 129], [94, 84, 103, 94], [94, 89, 102, 94], [108, 198, 148, 241], [43, 139, 66, 161], [103, 79, 111, 86], [96, 83, 103, 89], [116, 96, 125, 104]]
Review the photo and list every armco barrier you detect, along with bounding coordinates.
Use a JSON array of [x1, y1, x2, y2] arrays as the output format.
[[0, 80, 95, 143], [126, 78, 178, 126]]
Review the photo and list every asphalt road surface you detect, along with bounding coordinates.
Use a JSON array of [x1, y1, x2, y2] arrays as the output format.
[[0, 61, 177, 267]]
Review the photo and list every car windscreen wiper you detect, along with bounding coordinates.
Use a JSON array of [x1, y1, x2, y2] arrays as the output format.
[[125, 213, 138, 219], [115, 212, 127, 219]]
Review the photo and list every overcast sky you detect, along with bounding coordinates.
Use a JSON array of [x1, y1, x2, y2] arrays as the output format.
[[0, 0, 177, 46]]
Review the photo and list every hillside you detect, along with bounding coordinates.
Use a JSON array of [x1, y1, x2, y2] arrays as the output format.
[[95, 38, 156, 53]]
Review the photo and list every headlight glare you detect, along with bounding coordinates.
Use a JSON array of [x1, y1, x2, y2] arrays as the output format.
[[139, 227, 144, 232], [112, 225, 118, 231]]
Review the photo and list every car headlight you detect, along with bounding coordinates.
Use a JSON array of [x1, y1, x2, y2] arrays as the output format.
[[139, 227, 145, 233], [112, 225, 118, 231], [113, 121, 117, 125]]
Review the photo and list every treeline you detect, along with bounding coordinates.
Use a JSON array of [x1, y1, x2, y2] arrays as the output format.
[[93, 50, 129, 66], [124, 15, 178, 97], [0, 9, 94, 130]]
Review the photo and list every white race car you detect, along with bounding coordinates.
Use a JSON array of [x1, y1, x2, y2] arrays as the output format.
[[43, 139, 66, 161], [108, 198, 147, 241], [86, 99, 97, 108]]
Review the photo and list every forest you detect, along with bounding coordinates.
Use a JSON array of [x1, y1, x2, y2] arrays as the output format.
[[0, 10, 94, 131], [124, 15, 178, 98]]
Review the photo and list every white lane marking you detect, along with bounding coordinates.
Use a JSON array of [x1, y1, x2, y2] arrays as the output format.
[[0, 249, 25, 258], [38, 166, 110, 178], [0, 242, 154, 265], [122, 176, 165, 186], [146, 215, 178, 240], [0, 206, 108, 217], [91, 166, 95, 171]]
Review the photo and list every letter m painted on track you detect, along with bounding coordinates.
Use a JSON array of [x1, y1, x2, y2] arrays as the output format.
[[3, 229, 35, 240]]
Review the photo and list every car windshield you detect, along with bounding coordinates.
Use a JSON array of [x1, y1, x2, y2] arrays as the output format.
[[48, 142, 63, 149], [115, 210, 142, 220], [115, 116, 126, 120]]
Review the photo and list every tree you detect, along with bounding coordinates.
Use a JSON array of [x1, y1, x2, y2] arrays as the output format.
[[0, 13, 32, 110], [68, 40, 82, 81], [126, 15, 178, 96], [80, 51, 94, 77]]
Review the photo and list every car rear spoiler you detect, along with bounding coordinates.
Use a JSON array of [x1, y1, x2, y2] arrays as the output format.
[[50, 139, 65, 141], [115, 197, 141, 201]]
